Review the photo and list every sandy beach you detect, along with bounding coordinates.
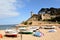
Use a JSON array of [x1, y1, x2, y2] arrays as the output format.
[[0, 27, 60, 40]]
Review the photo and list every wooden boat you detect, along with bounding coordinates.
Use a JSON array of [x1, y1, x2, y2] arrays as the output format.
[[5, 29, 18, 37], [18, 27, 33, 34], [21, 30, 33, 34]]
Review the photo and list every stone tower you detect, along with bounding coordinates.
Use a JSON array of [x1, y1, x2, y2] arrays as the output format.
[[30, 11, 34, 17]]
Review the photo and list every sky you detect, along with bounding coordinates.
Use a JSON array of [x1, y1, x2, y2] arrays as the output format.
[[0, 0, 60, 25]]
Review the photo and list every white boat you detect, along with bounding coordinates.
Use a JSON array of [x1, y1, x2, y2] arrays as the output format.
[[18, 27, 33, 34], [29, 26, 39, 31], [5, 29, 18, 37], [21, 29, 33, 34], [44, 26, 55, 29]]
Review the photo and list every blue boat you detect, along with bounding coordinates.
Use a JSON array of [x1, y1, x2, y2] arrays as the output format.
[[33, 31, 44, 37]]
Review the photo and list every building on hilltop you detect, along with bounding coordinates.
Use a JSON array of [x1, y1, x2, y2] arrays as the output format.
[[23, 12, 52, 25], [22, 7, 60, 26]]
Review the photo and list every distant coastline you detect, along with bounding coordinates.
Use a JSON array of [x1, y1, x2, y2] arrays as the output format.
[[0, 24, 16, 30]]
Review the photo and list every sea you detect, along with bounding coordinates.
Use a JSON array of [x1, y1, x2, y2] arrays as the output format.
[[0, 25, 16, 30]]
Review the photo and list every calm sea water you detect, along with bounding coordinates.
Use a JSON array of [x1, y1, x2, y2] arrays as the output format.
[[0, 25, 16, 30]]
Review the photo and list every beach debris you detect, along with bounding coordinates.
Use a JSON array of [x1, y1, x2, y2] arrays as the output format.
[[33, 31, 44, 37], [0, 34, 3, 38], [48, 29, 57, 32], [5, 29, 18, 37]]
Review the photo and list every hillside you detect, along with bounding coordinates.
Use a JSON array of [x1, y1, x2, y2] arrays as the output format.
[[21, 7, 60, 26]]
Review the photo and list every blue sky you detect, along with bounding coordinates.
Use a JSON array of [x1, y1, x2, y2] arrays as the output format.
[[0, 0, 60, 25]]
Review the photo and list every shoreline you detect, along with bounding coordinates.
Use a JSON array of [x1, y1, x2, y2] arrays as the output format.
[[0, 26, 60, 40]]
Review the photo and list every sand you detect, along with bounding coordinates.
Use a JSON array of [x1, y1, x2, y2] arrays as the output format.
[[0, 27, 60, 40]]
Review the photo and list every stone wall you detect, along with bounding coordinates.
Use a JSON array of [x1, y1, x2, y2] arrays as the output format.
[[41, 14, 51, 20]]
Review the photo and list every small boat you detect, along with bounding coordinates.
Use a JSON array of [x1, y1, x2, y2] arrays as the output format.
[[33, 31, 44, 37], [29, 26, 39, 31], [48, 29, 57, 32], [18, 27, 33, 34], [44, 26, 55, 29], [5, 29, 18, 37], [18, 27, 26, 31], [21, 30, 33, 34]]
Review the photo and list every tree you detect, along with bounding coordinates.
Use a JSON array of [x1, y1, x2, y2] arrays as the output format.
[[29, 22, 32, 25], [24, 22, 28, 25], [49, 7, 57, 15], [38, 8, 46, 14]]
